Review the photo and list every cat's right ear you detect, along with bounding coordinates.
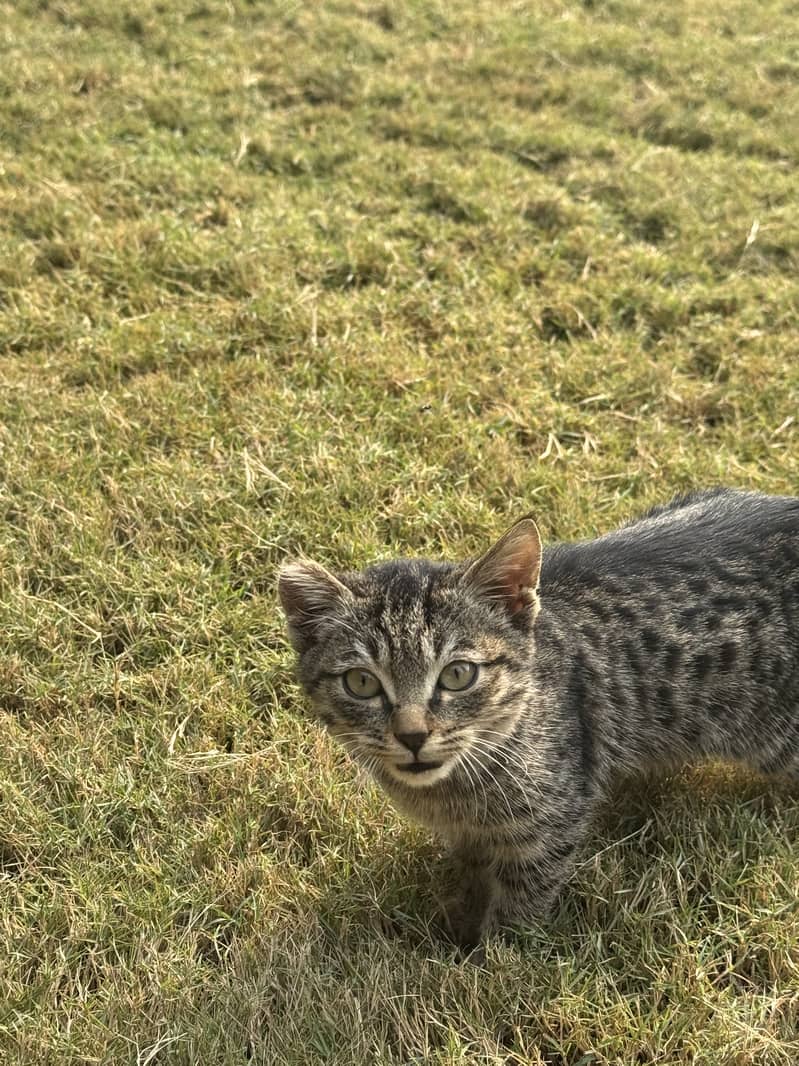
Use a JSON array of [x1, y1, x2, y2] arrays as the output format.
[[463, 518, 542, 621], [278, 559, 352, 653]]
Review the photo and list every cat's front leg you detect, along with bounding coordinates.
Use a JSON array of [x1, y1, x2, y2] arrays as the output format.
[[442, 846, 495, 952], [488, 832, 583, 934], [444, 831, 581, 949]]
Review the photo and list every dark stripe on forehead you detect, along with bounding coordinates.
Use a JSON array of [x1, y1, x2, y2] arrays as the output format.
[[385, 562, 426, 607], [363, 629, 382, 661], [422, 571, 437, 629], [379, 608, 401, 663], [482, 654, 514, 668]]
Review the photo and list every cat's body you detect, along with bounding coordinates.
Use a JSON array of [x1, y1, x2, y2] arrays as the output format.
[[279, 489, 799, 949]]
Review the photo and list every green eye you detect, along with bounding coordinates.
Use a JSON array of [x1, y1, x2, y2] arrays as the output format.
[[343, 668, 382, 699], [438, 661, 478, 692]]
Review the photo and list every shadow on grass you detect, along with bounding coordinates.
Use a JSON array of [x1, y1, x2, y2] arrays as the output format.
[[312, 763, 799, 964], [220, 765, 799, 1065]]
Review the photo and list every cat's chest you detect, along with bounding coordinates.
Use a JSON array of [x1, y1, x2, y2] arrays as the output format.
[[382, 783, 466, 832], [382, 773, 528, 843]]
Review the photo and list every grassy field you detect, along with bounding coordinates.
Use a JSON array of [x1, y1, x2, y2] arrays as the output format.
[[1, 0, 799, 1062]]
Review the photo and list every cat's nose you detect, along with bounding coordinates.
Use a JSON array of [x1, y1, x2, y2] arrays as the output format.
[[394, 730, 430, 756]]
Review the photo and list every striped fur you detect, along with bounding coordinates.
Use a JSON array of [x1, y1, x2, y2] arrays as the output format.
[[279, 489, 799, 949]]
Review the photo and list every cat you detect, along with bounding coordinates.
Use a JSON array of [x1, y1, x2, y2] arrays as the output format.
[[278, 489, 799, 951]]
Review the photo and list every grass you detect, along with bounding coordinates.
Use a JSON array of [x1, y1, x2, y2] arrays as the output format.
[[1, 0, 799, 1061]]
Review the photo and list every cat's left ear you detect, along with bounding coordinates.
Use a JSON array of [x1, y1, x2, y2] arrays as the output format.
[[278, 558, 353, 653], [463, 518, 542, 619]]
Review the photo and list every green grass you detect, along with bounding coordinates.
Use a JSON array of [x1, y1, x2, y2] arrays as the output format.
[[1, 0, 799, 1062]]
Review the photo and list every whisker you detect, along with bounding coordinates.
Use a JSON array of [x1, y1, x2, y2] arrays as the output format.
[[470, 731, 548, 785], [457, 731, 540, 782], [313, 613, 361, 639], [465, 738, 545, 818], [468, 737, 549, 801], [458, 746, 488, 820], [464, 745, 516, 825], [329, 730, 380, 745]]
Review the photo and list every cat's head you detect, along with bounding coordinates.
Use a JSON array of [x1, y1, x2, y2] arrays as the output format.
[[278, 519, 542, 789]]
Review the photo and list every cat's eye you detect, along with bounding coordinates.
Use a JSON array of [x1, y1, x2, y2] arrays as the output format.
[[438, 661, 478, 692], [343, 668, 382, 699]]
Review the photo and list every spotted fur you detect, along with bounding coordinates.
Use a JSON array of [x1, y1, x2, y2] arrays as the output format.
[[279, 489, 799, 949]]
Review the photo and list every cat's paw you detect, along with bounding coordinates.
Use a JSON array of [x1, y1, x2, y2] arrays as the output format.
[[439, 895, 489, 957]]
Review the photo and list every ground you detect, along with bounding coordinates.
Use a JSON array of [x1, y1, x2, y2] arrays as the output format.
[[1, 1, 798, 1063]]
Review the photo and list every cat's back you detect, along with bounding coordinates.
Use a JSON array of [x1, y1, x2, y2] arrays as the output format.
[[541, 488, 799, 592], [616, 487, 799, 548], [537, 489, 799, 775]]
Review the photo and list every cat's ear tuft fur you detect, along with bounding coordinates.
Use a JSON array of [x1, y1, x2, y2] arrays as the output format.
[[463, 518, 542, 619], [278, 559, 352, 652]]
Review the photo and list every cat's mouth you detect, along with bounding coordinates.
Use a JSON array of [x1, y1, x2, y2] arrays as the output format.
[[383, 753, 458, 788], [396, 760, 443, 775]]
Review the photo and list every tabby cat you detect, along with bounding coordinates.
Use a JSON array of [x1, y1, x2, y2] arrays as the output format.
[[278, 489, 799, 950]]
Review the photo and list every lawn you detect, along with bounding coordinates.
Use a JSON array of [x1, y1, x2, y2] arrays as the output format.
[[1, 1, 798, 1062]]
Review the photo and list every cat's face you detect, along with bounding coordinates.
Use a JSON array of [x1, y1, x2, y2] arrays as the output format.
[[279, 521, 542, 789]]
